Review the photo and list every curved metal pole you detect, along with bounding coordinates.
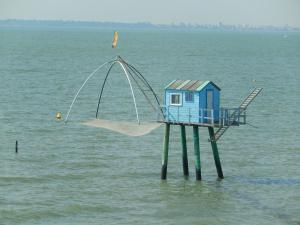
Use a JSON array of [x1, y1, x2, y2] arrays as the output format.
[[119, 57, 157, 95], [130, 65, 161, 107], [128, 64, 164, 117], [127, 64, 161, 105], [123, 62, 163, 116], [94, 60, 140, 124], [124, 63, 157, 112], [65, 60, 113, 123], [117, 61, 140, 124], [95, 62, 117, 118]]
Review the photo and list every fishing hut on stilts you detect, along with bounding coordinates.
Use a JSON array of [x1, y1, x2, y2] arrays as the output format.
[[65, 56, 262, 181], [158, 80, 262, 180]]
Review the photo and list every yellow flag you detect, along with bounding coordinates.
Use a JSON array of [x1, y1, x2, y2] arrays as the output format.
[[112, 31, 118, 48]]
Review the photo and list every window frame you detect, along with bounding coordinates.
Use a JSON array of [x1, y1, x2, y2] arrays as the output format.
[[170, 93, 182, 106], [185, 91, 194, 102]]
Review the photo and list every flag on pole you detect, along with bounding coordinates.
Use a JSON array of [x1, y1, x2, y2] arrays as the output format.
[[112, 31, 118, 48]]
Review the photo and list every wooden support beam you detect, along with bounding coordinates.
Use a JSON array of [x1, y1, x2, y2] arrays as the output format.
[[161, 124, 170, 180], [208, 127, 224, 179], [193, 125, 201, 180], [180, 125, 189, 176]]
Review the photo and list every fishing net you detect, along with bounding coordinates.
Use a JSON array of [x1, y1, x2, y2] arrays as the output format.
[[66, 56, 164, 136], [82, 119, 161, 136]]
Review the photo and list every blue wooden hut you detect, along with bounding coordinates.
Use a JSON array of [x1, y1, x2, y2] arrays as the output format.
[[164, 80, 221, 124]]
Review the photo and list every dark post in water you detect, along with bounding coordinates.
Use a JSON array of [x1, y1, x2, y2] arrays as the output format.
[[208, 127, 224, 179], [180, 125, 189, 176], [161, 124, 170, 180], [193, 125, 201, 180]]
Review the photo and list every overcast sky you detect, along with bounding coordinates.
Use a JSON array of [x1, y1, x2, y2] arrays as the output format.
[[1, 0, 300, 27]]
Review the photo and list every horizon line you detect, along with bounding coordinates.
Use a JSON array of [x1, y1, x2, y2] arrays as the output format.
[[1, 19, 300, 30]]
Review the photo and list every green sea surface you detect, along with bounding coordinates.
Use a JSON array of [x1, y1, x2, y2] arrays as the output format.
[[0, 28, 299, 225]]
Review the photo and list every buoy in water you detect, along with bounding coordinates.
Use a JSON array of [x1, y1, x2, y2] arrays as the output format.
[[56, 112, 62, 120]]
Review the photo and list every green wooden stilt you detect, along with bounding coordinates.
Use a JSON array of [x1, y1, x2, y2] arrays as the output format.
[[161, 123, 170, 180], [208, 127, 224, 179], [180, 125, 189, 176], [193, 125, 201, 180]]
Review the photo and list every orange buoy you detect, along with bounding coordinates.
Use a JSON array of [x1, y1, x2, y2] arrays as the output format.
[[56, 112, 62, 120]]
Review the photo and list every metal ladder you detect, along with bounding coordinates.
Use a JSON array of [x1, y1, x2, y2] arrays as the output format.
[[239, 88, 263, 110], [211, 88, 263, 142]]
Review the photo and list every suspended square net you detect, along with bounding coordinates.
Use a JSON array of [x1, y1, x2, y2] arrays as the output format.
[[82, 119, 161, 136]]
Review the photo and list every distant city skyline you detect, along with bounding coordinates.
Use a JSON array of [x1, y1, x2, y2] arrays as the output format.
[[1, 0, 300, 27], [1, 19, 299, 32]]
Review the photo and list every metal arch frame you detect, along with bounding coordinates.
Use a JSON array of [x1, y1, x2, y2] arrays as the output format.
[[95, 62, 117, 119], [122, 63, 158, 112], [95, 59, 140, 124], [118, 57, 163, 116], [65, 55, 162, 125], [117, 61, 140, 123], [65, 60, 114, 123]]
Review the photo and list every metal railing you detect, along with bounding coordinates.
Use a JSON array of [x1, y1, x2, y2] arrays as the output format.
[[157, 106, 246, 127]]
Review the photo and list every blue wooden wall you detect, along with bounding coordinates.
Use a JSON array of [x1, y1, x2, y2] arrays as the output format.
[[165, 89, 200, 123], [165, 82, 220, 123], [198, 82, 220, 121]]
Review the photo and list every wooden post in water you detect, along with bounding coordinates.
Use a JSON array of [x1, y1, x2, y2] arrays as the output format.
[[15, 140, 18, 153], [208, 127, 224, 179], [180, 125, 189, 176], [193, 125, 201, 180], [161, 124, 170, 180]]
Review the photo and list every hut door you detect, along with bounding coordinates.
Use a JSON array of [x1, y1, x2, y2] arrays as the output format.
[[206, 90, 213, 123]]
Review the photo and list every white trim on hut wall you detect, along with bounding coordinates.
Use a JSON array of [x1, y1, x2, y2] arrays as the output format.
[[170, 93, 182, 106]]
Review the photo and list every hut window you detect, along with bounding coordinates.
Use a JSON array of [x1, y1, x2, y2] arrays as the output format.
[[185, 92, 194, 102], [170, 93, 181, 106]]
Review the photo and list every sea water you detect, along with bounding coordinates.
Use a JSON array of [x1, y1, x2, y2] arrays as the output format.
[[0, 28, 299, 225]]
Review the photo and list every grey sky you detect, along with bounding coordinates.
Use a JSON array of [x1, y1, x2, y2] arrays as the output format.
[[1, 0, 300, 27]]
